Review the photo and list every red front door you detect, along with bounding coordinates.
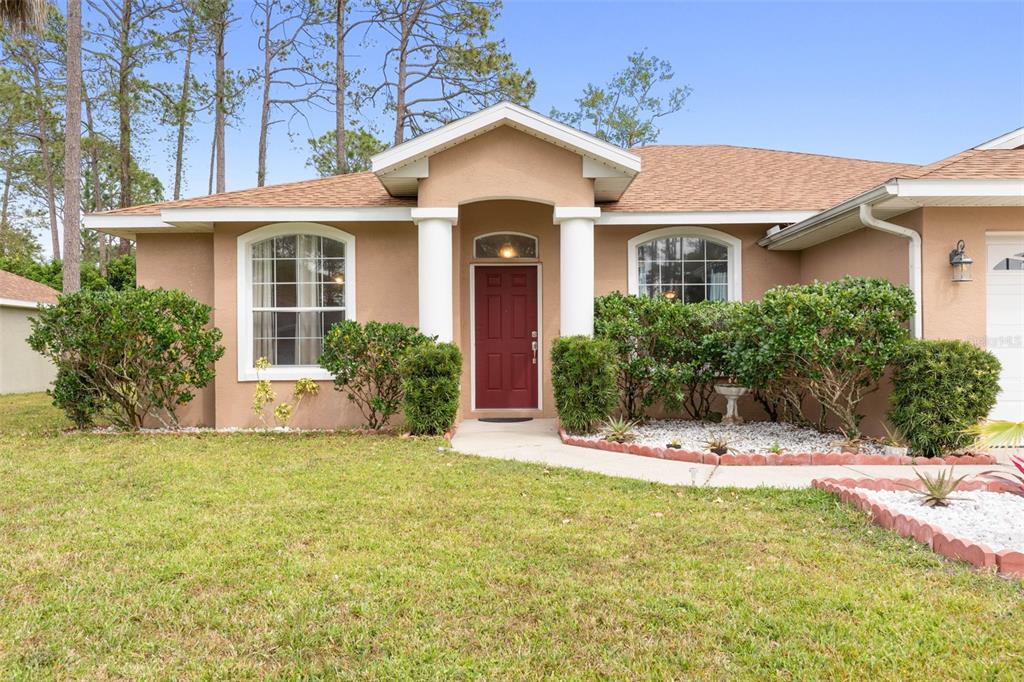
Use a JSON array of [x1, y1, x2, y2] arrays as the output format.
[[474, 266, 538, 409]]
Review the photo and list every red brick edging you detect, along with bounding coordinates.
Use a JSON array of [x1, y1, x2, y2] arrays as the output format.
[[812, 477, 1023, 577], [558, 429, 996, 466]]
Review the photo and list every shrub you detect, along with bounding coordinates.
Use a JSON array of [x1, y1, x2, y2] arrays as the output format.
[[401, 342, 463, 435], [748, 277, 914, 436], [594, 292, 666, 419], [27, 288, 224, 429], [656, 301, 743, 419], [319, 320, 431, 429], [551, 336, 618, 434], [890, 339, 1001, 456]]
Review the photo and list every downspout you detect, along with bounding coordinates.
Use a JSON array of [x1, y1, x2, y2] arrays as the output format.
[[858, 202, 923, 338]]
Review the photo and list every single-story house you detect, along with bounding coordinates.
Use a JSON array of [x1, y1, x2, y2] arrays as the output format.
[[85, 103, 1024, 429], [0, 271, 58, 394]]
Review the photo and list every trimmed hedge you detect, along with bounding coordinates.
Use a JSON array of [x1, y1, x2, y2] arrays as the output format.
[[401, 342, 463, 435], [593, 292, 664, 419], [27, 287, 224, 429], [890, 339, 1001, 456], [551, 336, 618, 434]]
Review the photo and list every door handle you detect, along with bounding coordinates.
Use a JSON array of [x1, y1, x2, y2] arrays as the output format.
[[531, 340, 538, 364]]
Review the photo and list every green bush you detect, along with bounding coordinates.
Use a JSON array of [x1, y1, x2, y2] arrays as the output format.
[[401, 342, 463, 435], [551, 336, 619, 434], [319, 320, 431, 430], [890, 339, 1001, 456], [594, 292, 666, 419], [27, 288, 224, 429]]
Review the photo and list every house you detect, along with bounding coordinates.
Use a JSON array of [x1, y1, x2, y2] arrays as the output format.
[[0, 271, 58, 394], [85, 103, 1024, 429]]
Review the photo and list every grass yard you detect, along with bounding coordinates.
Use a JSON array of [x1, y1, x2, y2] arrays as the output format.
[[0, 393, 1021, 679]]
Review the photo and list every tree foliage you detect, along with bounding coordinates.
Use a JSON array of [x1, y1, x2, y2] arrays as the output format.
[[307, 126, 385, 175]]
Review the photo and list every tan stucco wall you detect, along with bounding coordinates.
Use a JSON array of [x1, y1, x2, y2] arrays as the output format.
[[799, 227, 911, 286], [211, 221, 419, 429], [913, 207, 1024, 343], [595, 223, 802, 300], [0, 305, 56, 394], [417, 126, 594, 208]]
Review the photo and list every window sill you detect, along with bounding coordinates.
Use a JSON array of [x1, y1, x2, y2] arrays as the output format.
[[238, 366, 333, 383]]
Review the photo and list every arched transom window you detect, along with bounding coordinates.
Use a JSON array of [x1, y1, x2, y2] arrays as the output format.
[[474, 232, 538, 259], [238, 223, 355, 380], [628, 227, 741, 302]]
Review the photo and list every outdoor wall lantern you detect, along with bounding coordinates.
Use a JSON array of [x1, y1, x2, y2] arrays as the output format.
[[949, 240, 974, 282]]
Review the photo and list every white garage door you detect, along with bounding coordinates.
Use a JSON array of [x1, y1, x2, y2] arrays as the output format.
[[987, 233, 1024, 421]]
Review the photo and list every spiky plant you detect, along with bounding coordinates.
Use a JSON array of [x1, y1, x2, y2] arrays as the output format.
[[703, 434, 734, 455], [910, 467, 969, 508], [601, 416, 638, 443], [980, 456, 1024, 498]]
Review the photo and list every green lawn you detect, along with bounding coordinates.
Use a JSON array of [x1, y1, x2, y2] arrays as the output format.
[[0, 393, 1021, 679]]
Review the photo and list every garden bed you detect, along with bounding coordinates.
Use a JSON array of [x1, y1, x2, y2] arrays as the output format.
[[560, 420, 996, 466], [813, 477, 1024, 577]]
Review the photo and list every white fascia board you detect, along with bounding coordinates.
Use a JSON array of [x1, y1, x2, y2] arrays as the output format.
[[410, 207, 459, 222], [758, 185, 895, 248], [599, 210, 819, 226], [0, 297, 45, 309], [892, 178, 1024, 198], [371, 102, 641, 176], [160, 206, 414, 224], [82, 214, 172, 231], [975, 127, 1024, 150], [553, 207, 601, 223]]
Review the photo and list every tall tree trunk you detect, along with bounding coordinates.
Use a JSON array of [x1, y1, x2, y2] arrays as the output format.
[[173, 27, 195, 200], [29, 59, 59, 261], [214, 21, 226, 193], [62, 0, 83, 293], [335, 0, 346, 172], [0, 167, 11, 250], [117, 1, 133, 209], [256, 2, 272, 187], [208, 132, 215, 195], [84, 86, 106, 275]]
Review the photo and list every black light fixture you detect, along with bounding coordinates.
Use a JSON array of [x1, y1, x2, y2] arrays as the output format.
[[949, 240, 974, 282]]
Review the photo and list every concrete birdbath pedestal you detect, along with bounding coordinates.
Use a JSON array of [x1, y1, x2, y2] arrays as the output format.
[[714, 384, 749, 425]]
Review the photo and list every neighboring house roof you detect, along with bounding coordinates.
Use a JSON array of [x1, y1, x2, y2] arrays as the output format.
[[603, 145, 917, 212], [0, 270, 59, 306], [99, 171, 415, 217]]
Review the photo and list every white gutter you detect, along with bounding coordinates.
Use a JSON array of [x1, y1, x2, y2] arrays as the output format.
[[858, 202, 923, 338]]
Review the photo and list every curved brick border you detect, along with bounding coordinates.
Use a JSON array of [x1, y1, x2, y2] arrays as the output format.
[[558, 429, 996, 466], [812, 477, 1023, 577]]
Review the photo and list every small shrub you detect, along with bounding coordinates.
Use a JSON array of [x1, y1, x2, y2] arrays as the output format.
[[890, 339, 1001, 456], [703, 434, 734, 455], [551, 336, 618, 434], [251, 358, 321, 428], [27, 288, 224, 429], [594, 292, 665, 420], [401, 342, 463, 435], [319, 320, 431, 429], [601, 415, 638, 443]]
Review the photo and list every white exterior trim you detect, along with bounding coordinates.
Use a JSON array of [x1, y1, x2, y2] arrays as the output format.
[[553, 206, 601, 222], [975, 127, 1024, 150], [87, 207, 414, 233], [468, 263, 543, 412], [371, 102, 641, 176], [626, 226, 743, 301], [598, 210, 818, 226], [410, 207, 459, 223], [891, 178, 1024, 198], [83, 214, 175, 230], [236, 222, 356, 382], [0, 297, 45, 310]]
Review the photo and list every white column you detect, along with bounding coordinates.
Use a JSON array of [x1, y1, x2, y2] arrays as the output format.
[[411, 207, 457, 342], [554, 207, 600, 337]]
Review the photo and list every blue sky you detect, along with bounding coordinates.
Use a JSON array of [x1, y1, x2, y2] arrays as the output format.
[[169, 0, 1024, 196]]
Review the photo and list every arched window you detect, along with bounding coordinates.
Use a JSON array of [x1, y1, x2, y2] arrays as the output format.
[[627, 227, 741, 302], [474, 232, 538, 259], [238, 223, 355, 380]]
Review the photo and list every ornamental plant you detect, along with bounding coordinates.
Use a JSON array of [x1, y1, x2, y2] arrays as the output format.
[[319, 320, 431, 430], [251, 358, 321, 428], [400, 342, 463, 435], [890, 340, 1001, 455], [750, 277, 915, 437], [594, 292, 666, 420], [27, 288, 224, 430], [551, 336, 618, 434]]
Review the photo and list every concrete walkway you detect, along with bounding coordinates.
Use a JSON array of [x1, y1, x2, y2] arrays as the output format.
[[450, 418, 1013, 489]]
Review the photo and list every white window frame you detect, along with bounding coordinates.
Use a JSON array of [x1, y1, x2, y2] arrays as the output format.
[[237, 222, 356, 382], [626, 225, 743, 301]]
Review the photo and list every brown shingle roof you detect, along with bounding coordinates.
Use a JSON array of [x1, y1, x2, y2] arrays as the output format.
[[100, 171, 414, 216], [0, 270, 59, 305], [905, 148, 1024, 179], [603, 145, 917, 212]]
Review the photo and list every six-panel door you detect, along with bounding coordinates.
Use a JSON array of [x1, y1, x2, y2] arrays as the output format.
[[474, 265, 538, 409]]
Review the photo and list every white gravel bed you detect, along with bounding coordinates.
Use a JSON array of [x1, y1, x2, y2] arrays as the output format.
[[589, 420, 885, 454], [862, 489, 1024, 553]]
